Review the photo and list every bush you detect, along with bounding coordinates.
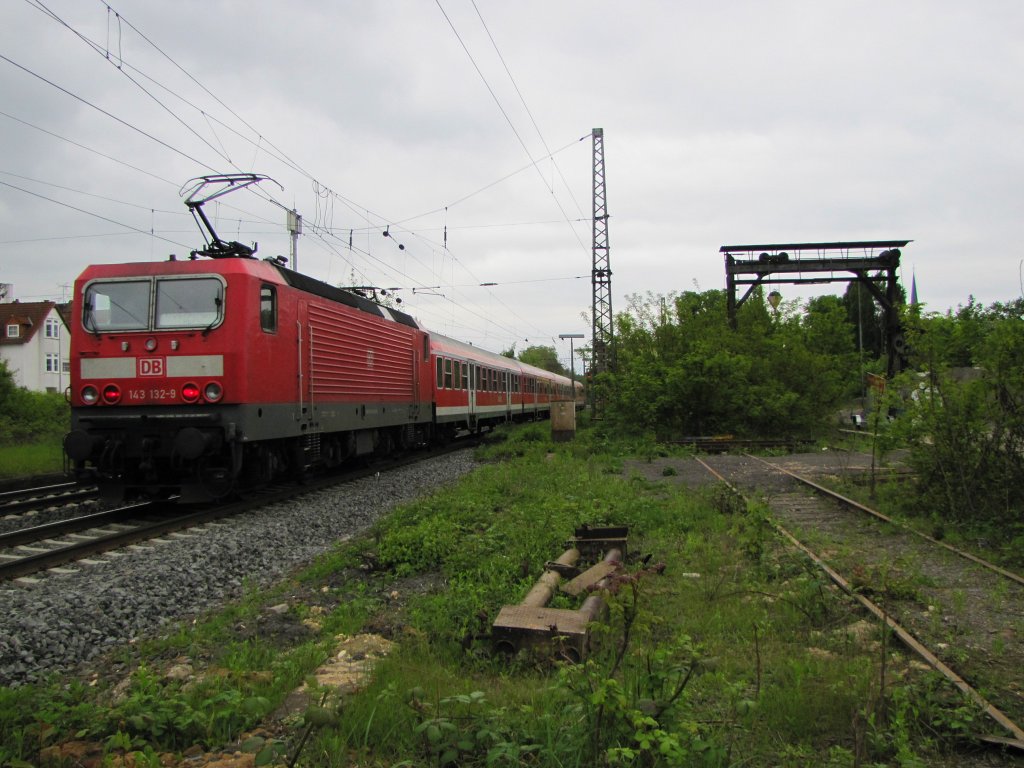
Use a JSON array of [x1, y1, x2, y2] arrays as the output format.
[[0, 360, 69, 444]]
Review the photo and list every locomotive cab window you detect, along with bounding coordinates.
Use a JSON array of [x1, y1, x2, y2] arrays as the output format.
[[260, 285, 277, 333], [156, 277, 224, 329], [84, 280, 151, 332]]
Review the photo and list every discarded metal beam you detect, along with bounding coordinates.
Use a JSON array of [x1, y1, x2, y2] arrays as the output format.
[[568, 525, 628, 561]]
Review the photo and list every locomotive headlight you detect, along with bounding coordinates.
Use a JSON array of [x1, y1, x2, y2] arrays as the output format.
[[145, 337, 158, 351], [101, 384, 122, 405], [182, 382, 201, 403], [81, 385, 99, 405], [203, 382, 223, 402]]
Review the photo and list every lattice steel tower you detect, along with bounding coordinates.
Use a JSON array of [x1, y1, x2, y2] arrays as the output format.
[[591, 128, 613, 385]]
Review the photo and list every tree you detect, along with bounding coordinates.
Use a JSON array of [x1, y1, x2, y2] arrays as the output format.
[[891, 297, 1024, 526], [599, 289, 856, 440], [841, 282, 884, 359], [518, 345, 567, 375]]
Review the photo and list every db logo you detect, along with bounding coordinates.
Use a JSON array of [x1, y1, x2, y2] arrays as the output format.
[[138, 357, 165, 377]]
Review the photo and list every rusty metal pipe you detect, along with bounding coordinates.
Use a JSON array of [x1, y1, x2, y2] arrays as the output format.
[[578, 548, 623, 623], [521, 548, 579, 608]]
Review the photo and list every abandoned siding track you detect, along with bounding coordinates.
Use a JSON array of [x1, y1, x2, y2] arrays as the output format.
[[625, 451, 1024, 750], [702, 453, 1024, 747]]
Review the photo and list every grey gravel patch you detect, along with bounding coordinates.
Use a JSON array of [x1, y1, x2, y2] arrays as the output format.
[[0, 451, 478, 687]]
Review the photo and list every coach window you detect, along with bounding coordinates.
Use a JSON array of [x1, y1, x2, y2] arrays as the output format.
[[436, 357, 444, 388], [461, 361, 469, 390], [452, 361, 461, 390], [444, 358, 453, 389], [260, 285, 277, 332]]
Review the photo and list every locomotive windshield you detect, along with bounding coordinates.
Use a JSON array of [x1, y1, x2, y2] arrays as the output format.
[[83, 276, 224, 332], [83, 280, 150, 331], [155, 277, 223, 329]]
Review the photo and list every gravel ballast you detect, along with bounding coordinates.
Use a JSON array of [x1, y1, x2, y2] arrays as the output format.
[[0, 451, 479, 687]]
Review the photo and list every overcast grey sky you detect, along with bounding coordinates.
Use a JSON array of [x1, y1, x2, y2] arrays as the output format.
[[2, 1, 1022, 364]]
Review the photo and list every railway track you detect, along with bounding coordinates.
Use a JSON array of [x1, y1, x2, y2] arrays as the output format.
[[696, 453, 1024, 751], [0, 481, 99, 516], [0, 438, 480, 583], [0, 501, 210, 581]]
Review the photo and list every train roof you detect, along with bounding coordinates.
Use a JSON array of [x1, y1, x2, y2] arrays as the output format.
[[74, 257, 422, 330], [271, 263, 421, 329], [430, 332, 571, 384]]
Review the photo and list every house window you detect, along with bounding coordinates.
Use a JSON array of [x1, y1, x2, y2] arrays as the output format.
[[45, 353, 60, 372], [5, 324, 18, 339], [45, 318, 60, 339]]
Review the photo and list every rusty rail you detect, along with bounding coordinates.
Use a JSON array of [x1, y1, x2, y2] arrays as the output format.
[[696, 456, 1024, 750]]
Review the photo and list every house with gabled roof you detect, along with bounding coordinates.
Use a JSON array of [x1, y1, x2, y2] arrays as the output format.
[[0, 300, 72, 393]]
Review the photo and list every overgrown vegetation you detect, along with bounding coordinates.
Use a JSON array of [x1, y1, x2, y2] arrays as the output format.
[[590, 286, 1024, 553], [887, 298, 1024, 537], [0, 423, 981, 767], [594, 289, 867, 441], [0, 359, 68, 476]]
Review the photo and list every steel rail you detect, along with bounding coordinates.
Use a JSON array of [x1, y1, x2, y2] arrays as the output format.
[[743, 453, 1024, 589], [696, 456, 1024, 750], [0, 488, 101, 516], [0, 502, 154, 549], [0, 481, 78, 502], [0, 502, 197, 581]]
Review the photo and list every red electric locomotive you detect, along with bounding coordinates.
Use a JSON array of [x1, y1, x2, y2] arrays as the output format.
[[63, 256, 436, 501]]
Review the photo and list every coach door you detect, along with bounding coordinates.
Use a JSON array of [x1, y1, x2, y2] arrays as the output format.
[[468, 362, 478, 425]]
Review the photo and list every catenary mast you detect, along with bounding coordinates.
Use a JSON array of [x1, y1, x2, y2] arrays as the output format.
[[590, 128, 613, 415]]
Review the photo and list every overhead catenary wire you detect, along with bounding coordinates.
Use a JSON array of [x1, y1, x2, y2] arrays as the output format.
[[469, 0, 587, 221], [434, 0, 589, 256], [0, 178, 191, 250], [7, 2, 583, 348], [0, 109, 179, 187]]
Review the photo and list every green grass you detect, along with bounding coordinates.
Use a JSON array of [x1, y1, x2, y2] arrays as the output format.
[[0, 422, 980, 767], [0, 438, 65, 478]]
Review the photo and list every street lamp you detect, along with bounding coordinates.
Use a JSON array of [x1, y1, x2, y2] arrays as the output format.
[[558, 333, 585, 384]]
